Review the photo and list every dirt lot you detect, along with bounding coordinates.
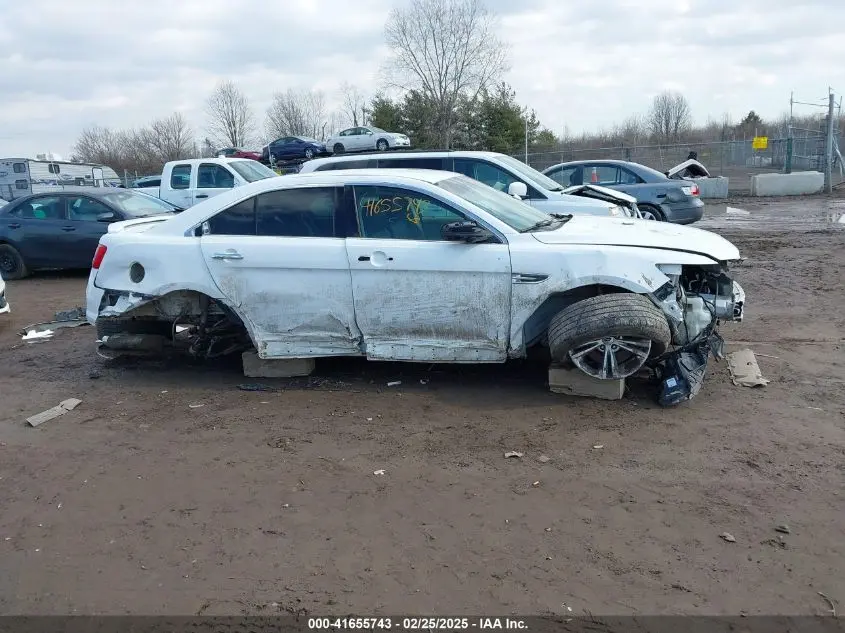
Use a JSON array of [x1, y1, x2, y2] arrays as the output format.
[[0, 195, 843, 616]]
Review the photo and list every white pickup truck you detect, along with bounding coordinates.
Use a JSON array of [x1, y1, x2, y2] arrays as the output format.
[[136, 158, 278, 209]]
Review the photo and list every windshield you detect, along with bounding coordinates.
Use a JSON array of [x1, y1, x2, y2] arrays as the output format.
[[437, 175, 563, 232], [229, 160, 277, 182], [495, 155, 565, 192], [101, 191, 177, 217]]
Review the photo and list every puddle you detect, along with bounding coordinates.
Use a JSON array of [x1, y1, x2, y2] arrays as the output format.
[[698, 199, 845, 232]]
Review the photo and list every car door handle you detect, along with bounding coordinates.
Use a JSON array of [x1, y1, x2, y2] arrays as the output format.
[[61, 226, 77, 232], [196, 194, 208, 199], [211, 250, 243, 260], [656, 193, 667, 198], [358, 255, 370, 261], [7, 222, 20, 229]]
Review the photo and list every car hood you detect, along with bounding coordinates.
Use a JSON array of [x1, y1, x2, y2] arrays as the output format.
[[563, 184, 637, 205], [531, 216, 740, 261]]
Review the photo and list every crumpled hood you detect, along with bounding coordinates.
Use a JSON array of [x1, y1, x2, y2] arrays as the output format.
[[532, 216, 740, 261]]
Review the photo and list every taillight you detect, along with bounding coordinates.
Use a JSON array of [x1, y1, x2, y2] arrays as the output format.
[[691, 183, 700, 196], [92, 244, 107, 269]]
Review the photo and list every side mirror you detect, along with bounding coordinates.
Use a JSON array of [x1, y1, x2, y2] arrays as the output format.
[[96, 211, 116, 222], [507, 181, 528, 199], [441, 220, 494, 244]]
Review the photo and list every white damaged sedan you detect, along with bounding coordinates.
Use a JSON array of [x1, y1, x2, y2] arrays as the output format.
[[86, 169, 745, 405]]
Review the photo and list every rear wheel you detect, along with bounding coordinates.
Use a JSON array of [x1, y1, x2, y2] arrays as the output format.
[[304, 148, 315, 159], [333, 143, 345, 154], [0, 244, 28, 280], [638, 204, 664, 221], [547, 293, 671, 380]]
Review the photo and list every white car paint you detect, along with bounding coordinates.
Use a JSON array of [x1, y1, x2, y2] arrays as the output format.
[[325, 126, 411, 153], [87, 169, 744, 363], [299, 151, 628, 218], [140, 158, 277, 209], [0, 273, 9, 315]]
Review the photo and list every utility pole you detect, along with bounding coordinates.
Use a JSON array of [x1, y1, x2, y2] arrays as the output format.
[[825, 91, 835, 193], [524, 118, 529, 163]]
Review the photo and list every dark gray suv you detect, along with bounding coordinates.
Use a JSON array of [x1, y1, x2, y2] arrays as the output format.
[[543, 159, 705, 224]]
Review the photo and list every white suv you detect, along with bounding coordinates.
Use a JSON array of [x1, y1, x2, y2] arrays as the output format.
[[87, 169, 744, 402], [299, 151, 635, 218]]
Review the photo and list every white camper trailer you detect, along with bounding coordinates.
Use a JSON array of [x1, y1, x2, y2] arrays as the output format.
[[0, 158, 121, 201]]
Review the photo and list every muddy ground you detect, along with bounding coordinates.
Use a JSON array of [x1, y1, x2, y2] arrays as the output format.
[[0, 195, 843, 616]]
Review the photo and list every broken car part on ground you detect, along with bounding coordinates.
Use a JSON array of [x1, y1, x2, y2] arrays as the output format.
[[86, 169, 745, 405]]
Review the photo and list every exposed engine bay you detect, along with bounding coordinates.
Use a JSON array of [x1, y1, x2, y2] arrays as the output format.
[[651, 264, 745, 407]]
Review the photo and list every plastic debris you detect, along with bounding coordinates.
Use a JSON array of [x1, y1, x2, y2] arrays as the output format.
[[592, 444, 604, 450], [188, 404, 204, 409], [720, 532, 736, 543], [775, 524, 791, 534], [504, 451, 524, 459], [22, 329, 54, 342], [387, 381, 402, 387], [373, 469, 385, 476], [726, 206, 751, 216]]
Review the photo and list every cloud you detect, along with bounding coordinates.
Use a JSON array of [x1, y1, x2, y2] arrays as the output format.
[[1, 0, 843, 157]]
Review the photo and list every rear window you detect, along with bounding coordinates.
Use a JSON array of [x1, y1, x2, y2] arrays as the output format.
[[101, 191, 177, 217]]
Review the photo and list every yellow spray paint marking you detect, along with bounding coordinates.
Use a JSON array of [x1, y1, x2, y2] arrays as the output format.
[[361, 197, 425, 225]]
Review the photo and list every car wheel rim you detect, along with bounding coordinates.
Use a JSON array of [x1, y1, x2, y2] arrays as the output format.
[[0, 253, 17, 275], [305, 149, 313, 158], [641, 210, 658, 220], [377, 141, 387, 150], [569, 336, 652, 379]]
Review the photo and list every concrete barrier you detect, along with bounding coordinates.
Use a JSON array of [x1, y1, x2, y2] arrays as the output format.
[[750, 171, 824, 196], [692, 176, 729, 199]]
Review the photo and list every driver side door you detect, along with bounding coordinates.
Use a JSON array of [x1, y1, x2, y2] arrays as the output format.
[[344, 183, 512, 362]]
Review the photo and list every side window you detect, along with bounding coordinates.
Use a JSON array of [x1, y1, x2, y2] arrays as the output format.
[[584, 165, 619, 185], [353, 185, 467, 242], [256, 187, 339, 238], [206, 197, 255, 236], [619, 168, 642, 184], [15, 179, 28, 190], [67, 196, 112, 221], [329, 159, 375, 170], [48, 163, 61, 174], [197, 163, 235, 189], [453, 159, 517, 193], [170, 164, 191, 189], [13, 163, 26, 173], [377, 157, 444, 169], [16, 196, 64, 220], [547, 166, 581, 187]]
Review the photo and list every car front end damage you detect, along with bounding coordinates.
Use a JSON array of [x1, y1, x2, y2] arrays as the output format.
[[649, 262, 745, 406]]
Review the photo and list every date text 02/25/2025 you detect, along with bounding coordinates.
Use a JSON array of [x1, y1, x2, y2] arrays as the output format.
[[307, 617, 528, 630]]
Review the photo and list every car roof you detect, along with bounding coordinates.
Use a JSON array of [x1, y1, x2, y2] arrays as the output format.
[[302, 149, 504, 170], [290, 168, 457, 184]]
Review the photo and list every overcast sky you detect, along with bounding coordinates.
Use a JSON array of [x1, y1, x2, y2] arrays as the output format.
[[1, 0, 843, 158]]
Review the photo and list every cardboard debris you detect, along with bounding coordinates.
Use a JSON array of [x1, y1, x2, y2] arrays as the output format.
[[726, 349, 770, 387], [26, 399, 82, 427]]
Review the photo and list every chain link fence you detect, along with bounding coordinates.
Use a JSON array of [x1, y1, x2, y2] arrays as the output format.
[[517, 135, 844, 193]]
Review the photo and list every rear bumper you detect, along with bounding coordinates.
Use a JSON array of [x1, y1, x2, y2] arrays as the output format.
[[86, 271, 105, 325], [663, 198, 705, 224]]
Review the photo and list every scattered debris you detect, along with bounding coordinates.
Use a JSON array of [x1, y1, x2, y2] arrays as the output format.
[[387, 381, 402, 387], [26, 398, 82, 427], [282, 504, 290, 508], [592, 444, 604, 450], [545, 556, 552, 560], [532, 481, 540, 487], [504, 451, 524, 459], [726, 206, 751, 216], [720, 532, 736, 543], [22, 329, 54, 342], [775, 524, 791, 535], [671, 583, 692, 592], [545, 528, 552, 532], [373, 469, 385, 476], [537, 455, 551, 463], [419, 379, 429, 385], [54, 307, 85, 321], [366, 417, 373, 421], [761, 538, 788, 550], [817, 591, 837, 617], [726, 349, 770, 387], [755, 353, 780, 359], [188, 404, 204, 409], [237, 383, 274, 392]]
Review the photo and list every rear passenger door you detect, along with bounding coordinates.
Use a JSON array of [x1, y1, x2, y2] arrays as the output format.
[[199, 186, 363, 358], [64, 195, 114, 267]]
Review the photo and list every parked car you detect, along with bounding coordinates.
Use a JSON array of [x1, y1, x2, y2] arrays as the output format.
[[299, 151, 634, 217], [261, 137, 328, 163], [135, 158, 278, 210], [542, 160, 704, 224], [0, 271, 9, 315], [325, 126, 411, 154], [0, 189, 179, 279], [217, 148, 262, 161], [87, 168, 745, 403]]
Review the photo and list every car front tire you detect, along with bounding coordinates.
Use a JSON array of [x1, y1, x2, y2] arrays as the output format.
[[547, 293, 671, 380], [638, 204, 665, 221], [333, 143, 345, 154], [376, 139, 389, 151]]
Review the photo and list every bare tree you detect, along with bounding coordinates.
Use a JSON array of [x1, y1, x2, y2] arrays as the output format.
[[145, 112, 194, 162], [616, 114, 648, 146], [647, 91, 693, 142], [383, 0, 509, 147], [340, 82, 367, 127], [265, 89, 327, 139], [205, 80, 255, 149]]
